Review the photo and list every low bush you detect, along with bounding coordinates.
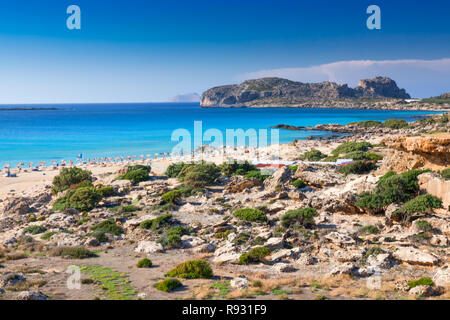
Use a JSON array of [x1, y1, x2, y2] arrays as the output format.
[[120, 205, 140, 213], [51, 246, 96, 259], [233, 208, 267, 223], [384, 118, 409, 129], [136, 258, 152, 268], [238, 247, 271, 265], [97, 186, 115, 197], [162, 190, 182, 204], [139, 214, 172, 230], [332, 142, 372, 156], [154, 278, 182, 292], [117, 165, 151, 184], [243, 170, 271, 182], [40, 231, 57, 241], [298, 149, 327, 161], [52, 167, 93, 194], [165, 260, 213, 279], [165, 162, 189, 178], [53, 186, 103, 212], [90, 219, 124, 236], [415, 220, 433, 232], [158, 226, 187, 249], [440, 168, 450, 180], [220, 160, 256, 177], [358, 225, 380, 235], [348, 120, 383, 128], [177, 163, 221, 187], [24, 225, 47, 235], [281, 207, 318, 228], [407, 277, 434, 289], [401, 194, 442, 215], [338, 161, 377, 175], [291, 179, 307, 189]]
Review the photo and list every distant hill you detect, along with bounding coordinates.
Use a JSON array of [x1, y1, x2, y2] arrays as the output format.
[[168, 93, 201, 103], [421, 93, 450, 105], [201, 77, 411, 107]]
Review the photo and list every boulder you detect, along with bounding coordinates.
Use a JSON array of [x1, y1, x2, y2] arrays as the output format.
[[325, 232, 356, 247], [329, 263, 357, 276], [134, 241, 164, 254], [432, 265, 450, 287], [16, 291, 47, 300], [264, 166, 291, 192], [272, 262, 296, 273], [1, 273, 26, 287], [230, 277, 249, 289], [264, 237, 284, 250], [418, 172, 450, 209], [393, 247, 439, 266], [408, 285, 434, 297]]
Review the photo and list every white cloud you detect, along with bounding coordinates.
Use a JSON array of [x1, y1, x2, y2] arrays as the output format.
[[237, 58, 450, 98]]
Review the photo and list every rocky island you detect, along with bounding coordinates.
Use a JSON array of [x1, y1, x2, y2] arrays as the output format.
[[201, 77, 449, 110]]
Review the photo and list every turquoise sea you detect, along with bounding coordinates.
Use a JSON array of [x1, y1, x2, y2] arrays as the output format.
[[0, 103, 440, 167]]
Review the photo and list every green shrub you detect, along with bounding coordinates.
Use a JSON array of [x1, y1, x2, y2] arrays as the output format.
[[176, 184, 204, 197], [233, 208, 267, 223], [243, 170, 271, 182], [291, 179, 307, 189], [402, 194, 442, 214], [344, 151, 383, 161], [136, 258, 152, 268], [384, 119, 408, 129], [52, 167, 93, 194], [121, 205, 140, 213], [165, 162, 189, 178], [358, 225, 380, 235], [441, 168, 450, 180], [53, 186, 103, 212], [91, 219, 124, 236], [51, 246, 96, 259], [177, 163, 221, 187], [40, 231, 57, 240], [117, 165, 151, 184], [98, 186, 115, 197], [24, 225, 47, 235], [289, 165, 298, 173], [165, 260, 213, 279], [348, 120, 383, 127], [299, 149, 327, 161], [233, 232, 251, 245], [158, 226, 187, 249], [332, 142, 372, 156], [407, 277, 434, 289], [162, 190, 182, 204], [281, 207, 318, 228], [139, 214, 172, 230], [154, 278, 182, 292], [415, 220, 433, 232], [220, 160, 256, 177], [365, 246, 384, 257], [238, 247, 271, 265], [338, 161, 376, 175]]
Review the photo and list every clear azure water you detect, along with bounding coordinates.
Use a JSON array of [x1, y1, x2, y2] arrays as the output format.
[[0, 103, 440, 167]]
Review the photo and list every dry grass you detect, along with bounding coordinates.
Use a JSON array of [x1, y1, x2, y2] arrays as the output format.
[[4, 279, 47, 292]]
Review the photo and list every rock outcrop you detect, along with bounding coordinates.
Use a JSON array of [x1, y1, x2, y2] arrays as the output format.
[[201, 77, 410, 107], [418, 172, 450, 209]]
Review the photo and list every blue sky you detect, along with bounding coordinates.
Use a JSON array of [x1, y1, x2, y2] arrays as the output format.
[[0, 0, 449, 103]]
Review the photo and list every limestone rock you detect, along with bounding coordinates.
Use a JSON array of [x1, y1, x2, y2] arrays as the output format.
[[393, 247, 439, 266], [16, 291, 47, 300], [134, 241, 164, 254]]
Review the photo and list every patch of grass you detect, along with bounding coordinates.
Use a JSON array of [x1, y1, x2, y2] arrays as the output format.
[[4, 279, 47, 292], [165, 260, 213, 279], [136, 258, 152, 268], [154, 278, 183, 292], [233, 208, 267, 223], [51, 246, 97, 259], [79, 265, 138, 300], [40, 231, 57, 240], [24, 225, 47, 235], [407, 277, 434, 289], [210, 281, 231, 298]]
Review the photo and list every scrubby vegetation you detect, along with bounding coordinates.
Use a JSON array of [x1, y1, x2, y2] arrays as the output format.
[[97, 186, 115, 197], [332, 142, 373, 157], [136, 258, 152, 268], [233, 208, 267, 223], [401, 194, 442, 215], [90, 219, 124, 242], [220, 160, 256, 176], [291, 179, 307, 189], [177, 162, 221, 187], [244, 170, 271, 182], [139, 214, 173, 230], [358, 225, 380, 235], [161, 190, 182, 204], [117, 165, 151, 184], [165, 162, 189, 178], [51, 246, 96, 259], [165, 260, 213, 279], [53, 186, 103, 212], [356, 169, 430, 213], [281, 207, 318, 228], [158, 226, 188, 249], [52, 167, 93, 194], [348, 120, 383, 127], [441, 168, 450, 180], [238, 247, 271, 265], [338, 161, 377, 175], [407, 277, 434, 289], [415, 220, 433, 232], [298, 149, 327, 161], [24, 225, 47, 235], [154, 278, 182, 292], [383, 118, 409, 129]]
